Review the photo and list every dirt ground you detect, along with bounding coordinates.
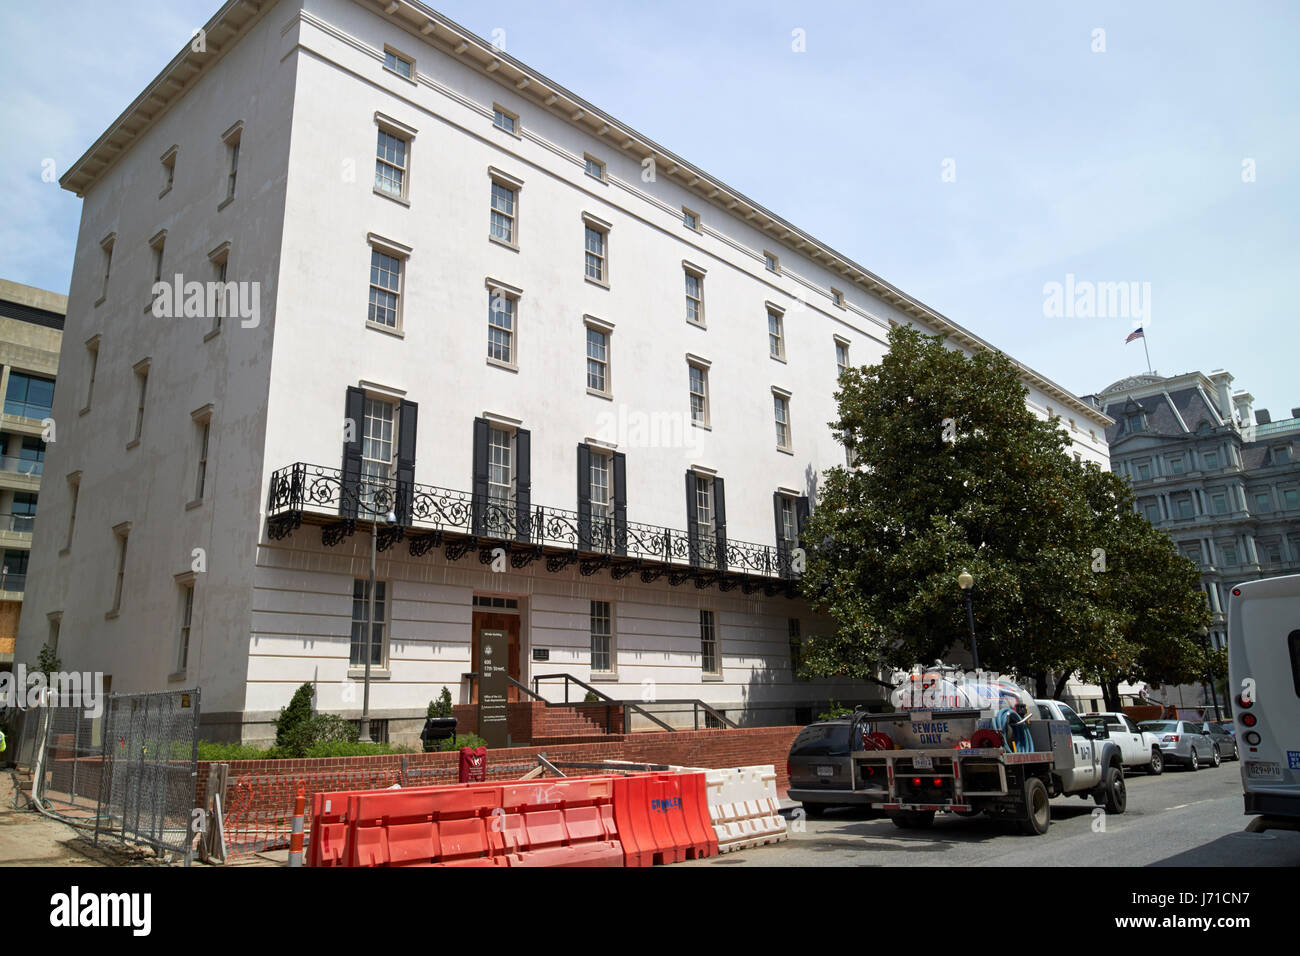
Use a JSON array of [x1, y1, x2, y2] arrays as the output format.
[[0, 770, 176, 867]]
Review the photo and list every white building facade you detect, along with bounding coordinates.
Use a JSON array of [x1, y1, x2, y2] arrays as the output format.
[[23, 0, 1111, 744]]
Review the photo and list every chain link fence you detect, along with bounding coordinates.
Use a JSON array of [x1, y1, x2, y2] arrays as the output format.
[[94, 689, 202, 861]]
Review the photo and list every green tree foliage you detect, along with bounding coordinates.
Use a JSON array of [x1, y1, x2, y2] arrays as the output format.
[[427, 686, 453, 719], [800, 324, 1209, 695], [274, 682, 315, 748]]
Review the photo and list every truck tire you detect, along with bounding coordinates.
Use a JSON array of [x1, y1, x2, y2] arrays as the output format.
[[1147, 749, 1163, 775], [801, 803, 826, 819], [890, 810, 935, 830], [1096, 764, 1127, 814], [1019, 777, 1050, 835], [1188, 748, 1199, 771]]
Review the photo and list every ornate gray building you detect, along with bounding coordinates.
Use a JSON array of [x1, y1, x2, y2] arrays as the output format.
[[1088, 370, 1300, 712]]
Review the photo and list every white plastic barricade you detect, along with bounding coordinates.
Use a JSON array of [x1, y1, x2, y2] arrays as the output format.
[[703, 765, 788, 853]]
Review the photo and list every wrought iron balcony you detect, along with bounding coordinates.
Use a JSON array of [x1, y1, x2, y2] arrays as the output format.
[[266, 463, 801, 593]]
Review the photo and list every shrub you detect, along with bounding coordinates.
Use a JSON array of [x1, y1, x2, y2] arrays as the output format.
[[278, 713, 359, 758], [429, 687, 454, 719], [275, 683, 315, 748], [816, 700, 854, 721], [583, 690, 600, 703], [196, 741, 271, 761], [438, 733, 487, 752]]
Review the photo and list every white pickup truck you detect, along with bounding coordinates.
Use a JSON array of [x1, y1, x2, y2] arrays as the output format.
[[1082, 710, 1164, 774], [847, 677, 1128, 836]]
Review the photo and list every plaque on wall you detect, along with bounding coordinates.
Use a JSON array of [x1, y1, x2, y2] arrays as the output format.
[[478, 628, 509, 748]]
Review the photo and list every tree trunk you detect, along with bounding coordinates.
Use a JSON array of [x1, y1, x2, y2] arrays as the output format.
[[1052, 671, 1072, 700], [1034, 671, 1048, 699]]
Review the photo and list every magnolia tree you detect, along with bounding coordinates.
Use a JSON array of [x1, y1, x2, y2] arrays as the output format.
[[799, 325, 1209, 699]]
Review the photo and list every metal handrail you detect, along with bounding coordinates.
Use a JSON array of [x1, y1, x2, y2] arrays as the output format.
[[531, 672, 736, 731]]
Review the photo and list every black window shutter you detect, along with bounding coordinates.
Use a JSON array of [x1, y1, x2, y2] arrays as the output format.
[[795, 495, 811, 547], [471, 417, 489, 535], [576, 443, 592, 550], [340, 386, 365, 519], [514, 428, 531, 542], [773, 492, 787, 575], [612, 451, 627, 556], [395, 400, 418, 526], [685, 471, 699, 567], [713, 475, 727, 572]]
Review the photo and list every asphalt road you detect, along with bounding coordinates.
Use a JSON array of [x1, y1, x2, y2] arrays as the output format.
[[686, 761, 1300, 866]]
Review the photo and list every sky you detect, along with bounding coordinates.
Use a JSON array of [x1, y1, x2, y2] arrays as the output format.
[[1, 0, 1296, 414]]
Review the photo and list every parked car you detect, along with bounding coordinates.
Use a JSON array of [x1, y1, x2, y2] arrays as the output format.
[[1084, 711, 1164, 774], [1220, 719, 1236, 737], [1139, 719, 1221, 770], [787, 716, 881, 817], [1201, 721, 1240, 761]]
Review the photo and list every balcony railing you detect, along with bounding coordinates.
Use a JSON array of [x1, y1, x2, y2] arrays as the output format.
[[0, 572, 26, 593], [3, 401, 52, 421], [0, 456, 43, 477], [267, 462, 801, 585], [0, 513, 35, 534]]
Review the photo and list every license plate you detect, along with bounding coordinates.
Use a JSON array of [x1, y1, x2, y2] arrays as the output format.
[[816, 765, 835, 777], [1247, 761, 1282, 780], [913, 756, 933, 770]]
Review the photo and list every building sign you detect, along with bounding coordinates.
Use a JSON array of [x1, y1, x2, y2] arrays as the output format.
[[478, 628, 509, 748]]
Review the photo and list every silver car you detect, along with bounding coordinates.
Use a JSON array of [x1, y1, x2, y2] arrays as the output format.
[[1138, 720, 1221, 770]]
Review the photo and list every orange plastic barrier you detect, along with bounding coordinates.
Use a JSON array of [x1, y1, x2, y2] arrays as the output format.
[[612, 772, 717, 867]]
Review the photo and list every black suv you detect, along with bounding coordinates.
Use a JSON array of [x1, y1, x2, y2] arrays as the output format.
[[787, 716, 882, 817]]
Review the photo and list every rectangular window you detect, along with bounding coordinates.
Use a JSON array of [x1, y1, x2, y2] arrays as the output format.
[[1169, 456, 1186, 475], [1176, 496, 1194, 518], [590, 450, 613, 549], [1275, 445, 1293, 465], [586, 326, 609, 394], [584, 224, 607, 283], [1255, 492, 1271, 513], [763, 251, 779, 273], [161, 147, 176, 194], [65, 481, 79, 550], [492, 106, 517, 134], [1143, 502, 1160, 523], [1264, 543, 1282, 564], [4, 372, 55, 420], [224, 134, 240, 202], [362, 398, 395, 505], [486, 426, 514, 536], [193, 421, 211, 501], [1136, 461, 1152, 480], [132, 367, 149, 442], [768, 309, 785, 360], [488, 288, 516, 365], [831, 288, 844, 308], [111, 530, 129, 612], [375, 129, 408, 198], [208, 248, 231, 335], [835, 340, 850, 377], [1211, 493, 1227, 514], [99, 238, 113, 302], [682, 207, 700, 231], [177, 583, 194, 672], [590, 600, 613, 673], [1204, 451, 1219, 469], [1221, 545, 1239, 566], [383, 48, 414, 79], [1128, 414, 1145, 433], [788, 619, 802, 680], [584, 155, 605, 180], [367, 249, 402, 329], [489, 181, 517, 244], [700, 609, 719, 677], [684, 269, 704, 325], [1285, 489, 1299, 509], [694, 475, 715, 564], [152, 237, 165, 285], [350, 578, 387, 667], [2, 550, 29, 593], [774, 393, 792, 450], [10, 492, 37, 534], [778, 495, 797, 552], [689, 362, 709, 426]]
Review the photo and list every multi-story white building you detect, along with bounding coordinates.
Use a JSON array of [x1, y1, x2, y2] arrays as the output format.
[[21, 0, 1111, 745]]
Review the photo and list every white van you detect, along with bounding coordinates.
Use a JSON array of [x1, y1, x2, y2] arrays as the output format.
[[1226, 573, 1300, 832]]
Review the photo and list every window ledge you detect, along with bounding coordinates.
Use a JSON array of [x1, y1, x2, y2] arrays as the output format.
[[691, 421, 712, 432], [488, 235, 519, 253], [686, 319, 707, 330], [78, 406, 90, 417], [366, 321, 405, 339], [105, 610, 121, 620], [204, 327, 222, 342], [486, 357, 518, 373], [126, 438, 141, 451], [702, 675, 724, 683], [94, 296, 106, 309], [348, 668, 391, 681], [373, 187, 411, 207], [217, 195, 235, 212], [58, 547, 71, 557], [589, 674, 619, 683], [168, 671, 187, 683], [586, 388, 613, 402], [771, 354, 787, 364], [584, 276, 610, 291], [777, 446, 794, 456], [159, 185, 173, 200], [185, 499, 203, 511]]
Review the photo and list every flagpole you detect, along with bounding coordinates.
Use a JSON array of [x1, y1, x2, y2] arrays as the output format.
[[1141, 329, 1152, 374]]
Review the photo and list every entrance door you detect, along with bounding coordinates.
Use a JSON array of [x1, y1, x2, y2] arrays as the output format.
[[471, 611, 521, 702]]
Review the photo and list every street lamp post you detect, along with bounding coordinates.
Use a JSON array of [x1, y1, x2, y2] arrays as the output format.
[[360, 493, 396, 744], [958, 570, 979, 670], [1198, 625, 1220, 721]]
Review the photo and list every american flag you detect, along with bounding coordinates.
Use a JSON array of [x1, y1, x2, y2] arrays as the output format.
[[1125, 327, 1145, 344]]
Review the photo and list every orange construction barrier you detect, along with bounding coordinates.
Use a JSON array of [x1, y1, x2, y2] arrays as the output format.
[[612, 772, 717, 867]]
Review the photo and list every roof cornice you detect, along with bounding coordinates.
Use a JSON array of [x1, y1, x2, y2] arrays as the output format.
[[58, 0, 272, 197]]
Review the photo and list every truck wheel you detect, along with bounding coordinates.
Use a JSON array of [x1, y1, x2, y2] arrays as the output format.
[[1148, 749, 1163, 775], [890, 810, 935, 830], [1188, 748, 1199, 771], [1097, 765, 1127, 814], [1019, 777, 1050, 835], [801, 803, 826, 819]]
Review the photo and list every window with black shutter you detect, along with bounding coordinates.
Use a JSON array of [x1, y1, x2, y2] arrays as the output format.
[[340, 386, 365, 518], [394, 399, 417, 525]]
